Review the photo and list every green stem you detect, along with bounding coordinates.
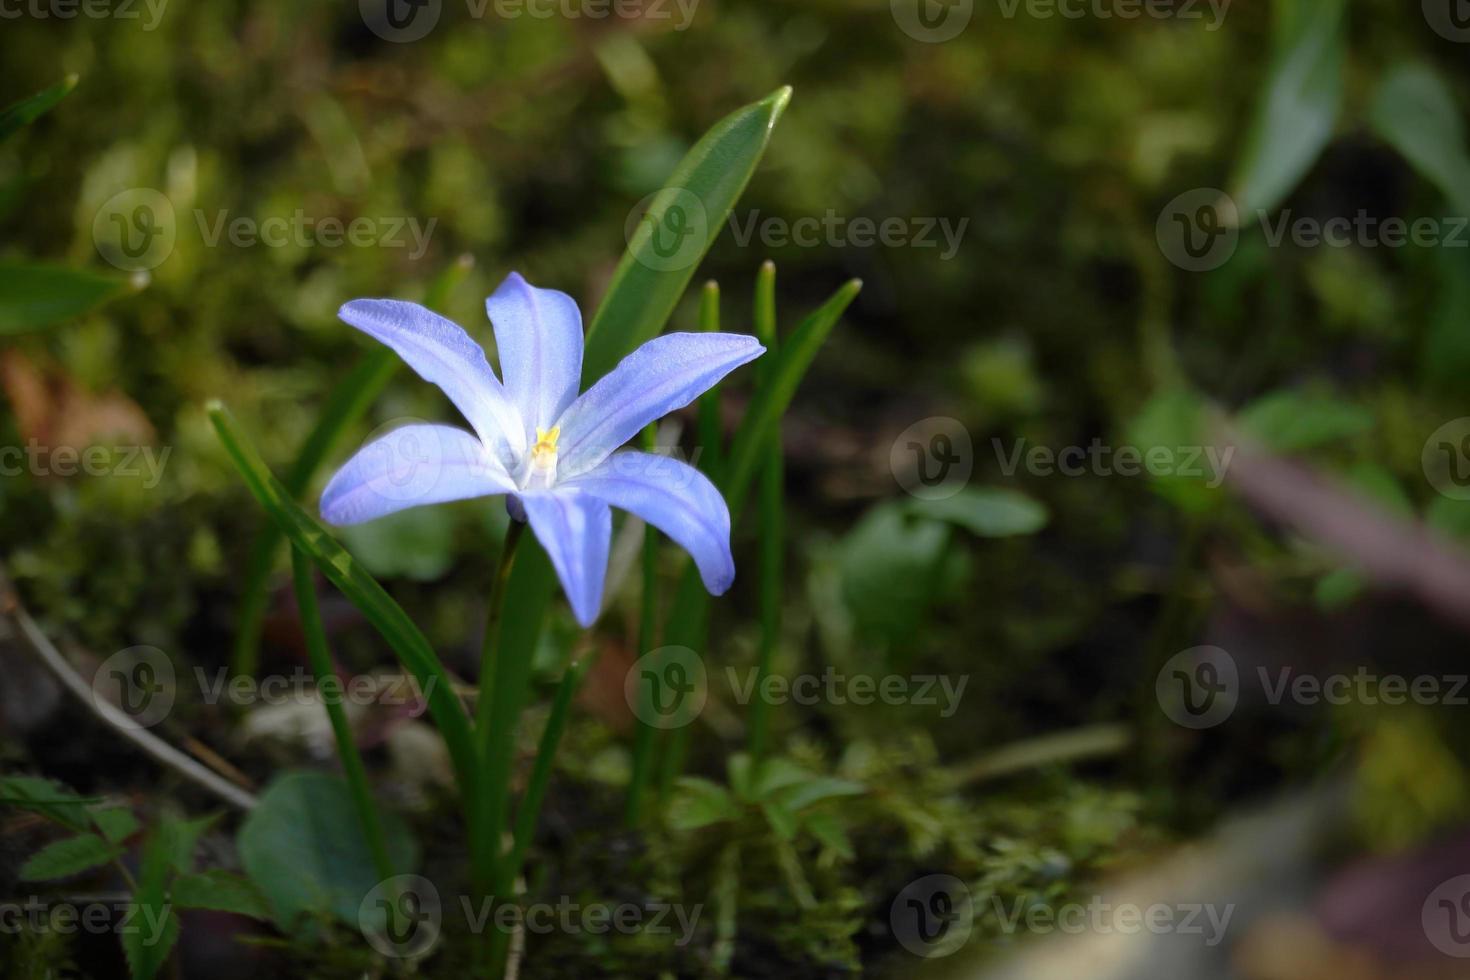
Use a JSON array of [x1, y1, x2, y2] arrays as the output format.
[[289, 547, 395, 886], [696, 280, 725, 482], [749, 261, 781, 760]]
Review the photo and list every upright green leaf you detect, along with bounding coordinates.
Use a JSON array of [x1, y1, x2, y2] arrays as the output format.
[[0, 262, 137, 334], [0, 75, 77, 143], [122, 824, 181, 980], [1231, 0, 1346, 216], [582, 86, 792, 383], [1369, 63, 1470, 216], [171, 870, 272, 920]]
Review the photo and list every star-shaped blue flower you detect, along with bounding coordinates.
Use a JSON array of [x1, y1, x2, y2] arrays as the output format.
[[320, 272, 765, 627]]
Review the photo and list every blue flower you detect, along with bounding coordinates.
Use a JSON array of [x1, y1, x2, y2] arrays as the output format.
[[320, 272, 765, 627]]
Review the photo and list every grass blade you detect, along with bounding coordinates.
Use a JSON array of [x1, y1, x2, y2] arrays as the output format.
[[0, 75, 77, 143], [207, 402, 479, 801], [581, 86, 792, 384], [231, 256, 472, 676]]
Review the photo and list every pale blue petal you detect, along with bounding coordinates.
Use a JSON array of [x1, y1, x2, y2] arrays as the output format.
[[556, 333, 764, 476], [320, 424, 515, 526], [485, 272, 584, 435], [521, 490, 612, 627], [339, 299, 527, 461], [562, 451, 734, 595]]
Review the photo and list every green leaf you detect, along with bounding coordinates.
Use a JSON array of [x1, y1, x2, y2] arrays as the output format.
[[1126, 387, 1224, 514], [1369, 63, 1470, 216], [172, 870, 272, 920], [89, 806, 140, 844], [123, 824, 180, 980], [912, 487, 1048, 538], [769, 777, 865, 814], [19, 833, 120, 881], [750, 757, 812, 801], [1314, 567, 1364, 610], [838, 502, 956, 647], [1230, 0, 1346, 215], [1342, 462, 1412, 518], [668, 778, 739, 831], [582, 86, 792, 383], [760, 800, 799, 841], [238, 771, 418, 930], [1237, 387, 1372, 452], [0, 262, 136, 334], [0, 75, 77, 143], [157, 813, 219, 875], [803, 811, 853, 858], [0, 775, 98, 830], [721, 279, 862, 519], [207, 402, 479, 796]]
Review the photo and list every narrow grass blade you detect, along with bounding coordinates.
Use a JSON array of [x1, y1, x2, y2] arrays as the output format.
[[207, 402, 479, 800], [507, 651, 595, 877], [749, 262, 781, 760], [0, 75, 77, 143], [581, 86, 791, 384], [231, 256, 472, 676], [0, 262, 139, 334]]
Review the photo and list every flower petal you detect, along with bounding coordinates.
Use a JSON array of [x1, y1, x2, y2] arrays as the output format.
[[485, 272, 584, 435], [562, 451, 734, 595], [321, 424, 515, 526], [556, 333, 764, 476], [339, 299, 527, 460], [520, 489, 612, 628]]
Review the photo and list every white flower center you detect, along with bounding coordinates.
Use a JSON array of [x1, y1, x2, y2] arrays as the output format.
[[525, 425, 559, 490]]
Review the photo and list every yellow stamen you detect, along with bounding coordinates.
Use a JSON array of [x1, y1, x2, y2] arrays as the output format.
[[532, 425, 560, 461]]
